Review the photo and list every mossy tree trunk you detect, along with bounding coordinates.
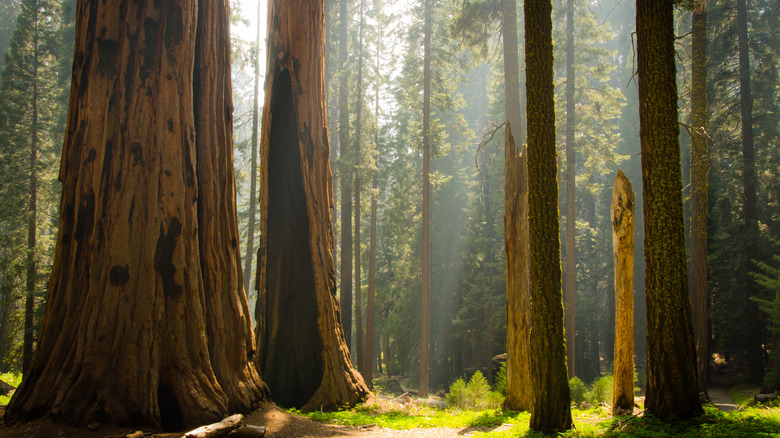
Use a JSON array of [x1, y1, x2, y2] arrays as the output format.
[[689, 0, 709, 395], [6, 0, 267, 429], [611, 170, 635, 415], [255, 0, 369, 411], [525, 0, 572, 432], [636, 0, 703, 419]]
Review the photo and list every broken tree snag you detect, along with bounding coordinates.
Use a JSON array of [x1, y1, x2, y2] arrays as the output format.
[[611, 170, 635, 415], [255, 0, 369, 411], [182, 414, 243, 438], [5, 0, 265, 429], [503, 122, 532, 412]]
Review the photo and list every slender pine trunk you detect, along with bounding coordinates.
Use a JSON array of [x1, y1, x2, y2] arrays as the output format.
[[419, 0, 432, 399], [564, 0, 576, 379], [354, 0, 365, 373], [338, 0, 353, 354], [23, 1, 40, 374], [689, 0, 709, 394], [242, 0, 262, 296], [736, 0, 763, 384]]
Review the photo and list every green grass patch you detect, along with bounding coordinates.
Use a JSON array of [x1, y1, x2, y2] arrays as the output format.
[[297, 401, 780, 438], [728, 383, 762, 407], [294, 398, 518, 430], [0, 373, 21, 405]]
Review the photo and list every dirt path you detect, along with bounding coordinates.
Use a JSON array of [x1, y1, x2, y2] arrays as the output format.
[[708, 385, 738, 412]]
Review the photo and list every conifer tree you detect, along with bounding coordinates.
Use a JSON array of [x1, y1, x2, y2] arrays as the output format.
[[636, 0, 703, 419], [0, 0, 63, 373], [525, 0, 572, 432]]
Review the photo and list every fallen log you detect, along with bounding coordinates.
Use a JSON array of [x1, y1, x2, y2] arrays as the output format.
[[755, 393, 778, 403], [228, 424, 266, 437], [181, 414, 243, 438]]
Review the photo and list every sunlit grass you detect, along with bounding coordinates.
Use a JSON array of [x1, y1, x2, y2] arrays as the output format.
[[293, 397, 519, 430], [0, 372, 21, 405], [296, 399, 780, 437], [728, 383, 762, 407]]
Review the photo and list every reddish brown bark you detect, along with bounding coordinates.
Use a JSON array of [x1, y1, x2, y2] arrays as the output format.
[[5, 0, 267, 429], [255, 0, 369, 411]]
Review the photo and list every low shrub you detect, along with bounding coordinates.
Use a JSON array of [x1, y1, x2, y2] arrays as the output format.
[[569, 376, 588, 404], [447, 371, 504, 410]]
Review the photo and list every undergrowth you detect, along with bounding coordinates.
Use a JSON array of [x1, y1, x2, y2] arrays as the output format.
[[295, 399, 780, 437], [0, 373, 21, 405], [294, 397, 518, 430]]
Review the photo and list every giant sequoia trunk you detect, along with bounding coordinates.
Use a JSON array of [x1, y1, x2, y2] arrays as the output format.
[[637, 0, 703, 419], [6, 0, 267, 429], [611, 170, 634, 415], [255, 0, 369, 411], [525, 0, 572, 431]]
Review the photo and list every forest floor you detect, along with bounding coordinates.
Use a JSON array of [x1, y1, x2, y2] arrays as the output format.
[[0, 368, 771, 438], [0, 400, 501, 438]]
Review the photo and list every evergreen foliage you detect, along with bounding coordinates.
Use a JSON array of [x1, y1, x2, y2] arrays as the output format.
[[0, 0, 68, 372]]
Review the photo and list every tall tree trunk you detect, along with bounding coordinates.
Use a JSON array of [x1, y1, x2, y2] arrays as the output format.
[[256, 0, 369, 412], [525, 0, 572, 431], [195, 0, 268, 414], [354, 0, 365, 374], [338, 0, 353, 355], [689, 0, 709, 395], [636, 0, 703, 419], [242, 0, 262, 296], [502, 0, 532, 413], [736, 0, 763, 384], [365, 42, 381, 390], [563, 0, 576, 380], [23, 2, 39, 373], [419, 0, 432, 399], [0, 270, 14, 372], [611, 170, 635, 415], [6, 0, 267, 428], [484, 183, 496, 384]]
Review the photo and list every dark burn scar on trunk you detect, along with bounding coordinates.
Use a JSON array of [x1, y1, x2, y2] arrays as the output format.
[[155, 218, 183, 299], [164, 1, 183, 54], [110, 265, 130, 287], [74, 192, 95, 243], [140, 18, 159, 81], [96, 39, 120, 76], [130, 142, 143, 166]]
